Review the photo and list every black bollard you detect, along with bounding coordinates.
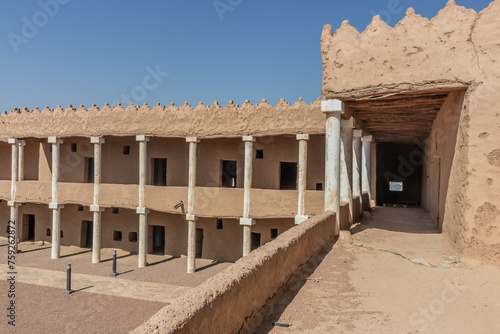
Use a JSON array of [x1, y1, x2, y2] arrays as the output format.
[[110, 250, 118, 277], [63, 264, 74, 294]]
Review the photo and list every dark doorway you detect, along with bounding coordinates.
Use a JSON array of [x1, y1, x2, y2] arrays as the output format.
[[23, 214, 35, 241], [196, 228, 204, 258], [221, 160, 237, 188], [251, 232, 261, 251], [280, 162, 297, 190], [86, 157, 94, 183], [152, 226, 165, 255], [153, 158, 167, 186], [376, 142, 424, 206], [84, 221, 93, 248]]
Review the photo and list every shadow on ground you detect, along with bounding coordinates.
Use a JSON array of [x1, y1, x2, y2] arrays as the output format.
[[351, 207, 439, 236], [254, 239, 338, 333]]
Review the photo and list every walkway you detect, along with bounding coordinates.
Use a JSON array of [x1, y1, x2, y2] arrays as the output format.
[[0, 264, 189, 303], [256, 207, 500, 334]]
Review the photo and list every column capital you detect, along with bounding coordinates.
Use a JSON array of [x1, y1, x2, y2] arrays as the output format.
[[135, 135, 150, 142], [296, 134, 310, 141], [295, 215, 309, 224], [49, 203, 64, 209], [186, 137, 200, 143], [48, 137, 63, 144], [239, 218, 255, 226], [321, 99, 344, 114], [353, 130, 363, 138], [8, 138, 20, 144], [90, 205, 105, 212], [362, 135, 373, 143], [341, 117, 355, 129], [242, 136, 255, 142], [90, 137, 105, 144], [136, 207, 150, 215], [185, 214, 198, 221]]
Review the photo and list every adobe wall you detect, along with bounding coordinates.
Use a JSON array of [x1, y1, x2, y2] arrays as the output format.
[[321, 0, 500, 258], [423, 91, 464, 230], [0, 142, 11, 180], [0, 98, 324, 140], [132, 211, 336, 334]]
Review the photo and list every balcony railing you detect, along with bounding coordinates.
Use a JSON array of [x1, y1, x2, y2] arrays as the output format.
[[0, 181, 325, 218]]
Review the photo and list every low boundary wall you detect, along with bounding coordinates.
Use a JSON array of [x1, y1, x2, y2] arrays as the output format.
[[133, 210, 336, 333]]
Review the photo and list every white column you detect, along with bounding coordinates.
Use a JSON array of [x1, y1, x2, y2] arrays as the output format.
[[90, 137, 105, 264], [8, 139, 20, 253], [295, 134, 309, 224], [353, 130, 363, 216], [136, 135, 149, 268], [340, 118, 354, 224], [240, 136, 255, 257], [18, 141, 25, 181], [48, 137, 63, 259], [186, 137, 199, 274], [362, 135, 373, 209], [322, 99, 344, 235]]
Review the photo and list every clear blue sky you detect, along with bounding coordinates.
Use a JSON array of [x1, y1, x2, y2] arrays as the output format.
[[0, 0, 492, 112]]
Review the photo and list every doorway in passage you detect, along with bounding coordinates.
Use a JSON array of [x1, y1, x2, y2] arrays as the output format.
[[196, 228, 204, 258], [152, 225, 165, 255]]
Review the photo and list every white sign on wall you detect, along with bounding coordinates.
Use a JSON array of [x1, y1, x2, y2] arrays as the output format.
[[389, 181, 403, 192]]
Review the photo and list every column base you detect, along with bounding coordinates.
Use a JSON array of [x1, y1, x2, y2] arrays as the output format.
[[338, 230, 353, 245], [294, 215, 309, 224]]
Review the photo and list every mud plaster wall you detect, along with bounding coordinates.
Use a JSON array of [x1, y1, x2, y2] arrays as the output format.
[[0, 143, 11, 180], [423, 91, 464, 230], [0, 99, 324, 140], [132, 211, 336, 334], [321, 1, 500, 257]]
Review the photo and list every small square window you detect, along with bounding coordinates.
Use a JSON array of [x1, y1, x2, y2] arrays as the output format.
[[60, 230, 64, 238], [71, 143, 77, 152], [113, 231, 122, 241], [256, 149, 264, 159], [217, 219, 223, 230], [271, 228, 278, 239], [123, 146, 130, 155], [78, 205, 84, 211], [112, 208, 119, 214], [129, 232, 138, 242], [46, 228, 51, 237], [316, 183, 323, 191]]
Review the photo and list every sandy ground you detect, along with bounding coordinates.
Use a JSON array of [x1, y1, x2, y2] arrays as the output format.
[[0, 242, 232, 333], [256, 207, 500, 334], [0, 281, 165, 334]]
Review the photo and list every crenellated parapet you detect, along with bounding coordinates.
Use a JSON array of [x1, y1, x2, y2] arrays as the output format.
[[0, 98, 323, 141], [321, 0, 500, 97]]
